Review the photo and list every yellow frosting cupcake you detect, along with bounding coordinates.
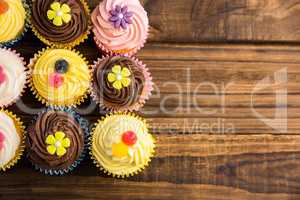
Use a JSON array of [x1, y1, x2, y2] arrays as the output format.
[[91, 113, 155, 177], [29, 49, 90, 106], [0, 0, 26, 43]]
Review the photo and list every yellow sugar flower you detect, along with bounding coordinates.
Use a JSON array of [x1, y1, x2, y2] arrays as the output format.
[[112, 142, 129, 158], [107, 65, 131, 90], [47, 2, 71, 26], [46, 131, 71, 157]]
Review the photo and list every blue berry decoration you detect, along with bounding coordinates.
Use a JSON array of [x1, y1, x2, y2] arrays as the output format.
[[55, 59, 69, 74]]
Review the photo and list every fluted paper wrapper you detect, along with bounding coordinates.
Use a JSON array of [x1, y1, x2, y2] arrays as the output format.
[[0, 109, 26, 171], [89, 112, 156, 178], [0, 47, 29, 108], [28, 106, 90, 175], [30, 0, 91, 49], [90, 55, 153, 112], [0, 0, 30, 47], [28, 48, 91, 107]]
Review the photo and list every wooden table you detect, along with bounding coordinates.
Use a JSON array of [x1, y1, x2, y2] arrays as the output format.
[[2, 0, 300, 199]]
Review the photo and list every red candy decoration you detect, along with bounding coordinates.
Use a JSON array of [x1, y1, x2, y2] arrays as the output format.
[[0, 0, 9, 15], [49, 73, 64, 88], [0, 64, 6, 85], [0, 131, 5, 150], [122, 131, 137, 146]]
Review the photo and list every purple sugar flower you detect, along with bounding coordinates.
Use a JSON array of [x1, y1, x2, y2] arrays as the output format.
[[109, 5, 133, 29]]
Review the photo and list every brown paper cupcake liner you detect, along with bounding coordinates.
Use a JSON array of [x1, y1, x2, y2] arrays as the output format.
[[31, 0, 91, 49], [89, 112, 156, 178], [28, 47, 91, 107], [0, 109, 26, 171], [0, 47, 29, 108], [90, 55, 153, 112]]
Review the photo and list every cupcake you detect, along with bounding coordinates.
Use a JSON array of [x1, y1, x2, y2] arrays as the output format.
[[91, 113, 155, 177], [31, 0, 90, 48], [26, 107, 89, 175], [0, 48, 27, 107], [0, 109, 26, 171], [92, 0, 149, 55], [91, 55, 153, 111], [29, 48, 90, 107], [0, 0, 29, 47]]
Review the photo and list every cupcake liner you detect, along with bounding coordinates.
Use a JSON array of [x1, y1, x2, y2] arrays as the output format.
[[0, 109, 26, 171], [28, 48, 91, 107], [0, 47, 30, 108], [89, 112, 156, 178], [30, 0, 91, 49], [91, 0, 149, 56], [90, 55, 153, 112], [93, 33, 147, 56], [0, 0, 30, 47], [29, 106, 90, 175]]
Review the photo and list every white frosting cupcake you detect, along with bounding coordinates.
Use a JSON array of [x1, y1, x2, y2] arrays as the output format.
[[0, 111, 22, 169], [0, 48, 27, 107]]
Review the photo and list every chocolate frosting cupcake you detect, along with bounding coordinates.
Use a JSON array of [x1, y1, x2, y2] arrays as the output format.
[[26, 110, 84, 170], [92, 56, 147, 111], [31, 0, 89, 44]]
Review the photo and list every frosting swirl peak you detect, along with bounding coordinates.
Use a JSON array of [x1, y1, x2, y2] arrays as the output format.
[[92, 55, 148, 111], [0, 48, 27, 107], [0, 0, 26, 43], [92, 0, 148, 54], [26, 110, 84, 170], [92, 113, 155, 176], [31, 0, 89, 45], [0, 111, 21, 169]]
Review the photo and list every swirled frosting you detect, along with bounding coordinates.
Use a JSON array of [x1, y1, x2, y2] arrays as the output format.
[[92, 56, 146, 111], [0, 0, 26, 42], [31, 0, 89, 44], [0, 48, 27, 107], [92, 0, 148, 54], [26, 110, 84, 170], [31, 49, 90, 106], [0, 111, 21, 168], [92, 114, 155, 176]]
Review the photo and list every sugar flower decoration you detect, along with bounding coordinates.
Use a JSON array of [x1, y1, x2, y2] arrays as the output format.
[[112, 131, 137, 158], [107, 65, 131, 90], [0, 131, 5, 151], [46, 131, 71, 157], [47, 2, 71, 26], [0, 64, 6, 85], [0, 0, 9, 15], [109, 5, 133, 29], [49, 73, 64, 88]]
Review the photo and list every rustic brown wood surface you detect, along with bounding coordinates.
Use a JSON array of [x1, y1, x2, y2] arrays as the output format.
[[2, 0, 300, 199]]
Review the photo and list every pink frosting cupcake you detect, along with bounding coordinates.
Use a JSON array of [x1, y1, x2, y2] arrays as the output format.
[[91, 0, 149, 55]]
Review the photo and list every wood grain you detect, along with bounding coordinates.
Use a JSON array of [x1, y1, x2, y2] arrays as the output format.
[[88, 0, 300, 43], [2, 30, 300, 199], [3, 0, 300, 199]]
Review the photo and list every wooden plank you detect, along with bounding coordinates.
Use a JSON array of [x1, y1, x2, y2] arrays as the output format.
[[87, 0, 300, 43], [10, 42, 300, 135], [5, 26, 300, 198], [2, 134, 300, 199], [2, 175, 299, 200]]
